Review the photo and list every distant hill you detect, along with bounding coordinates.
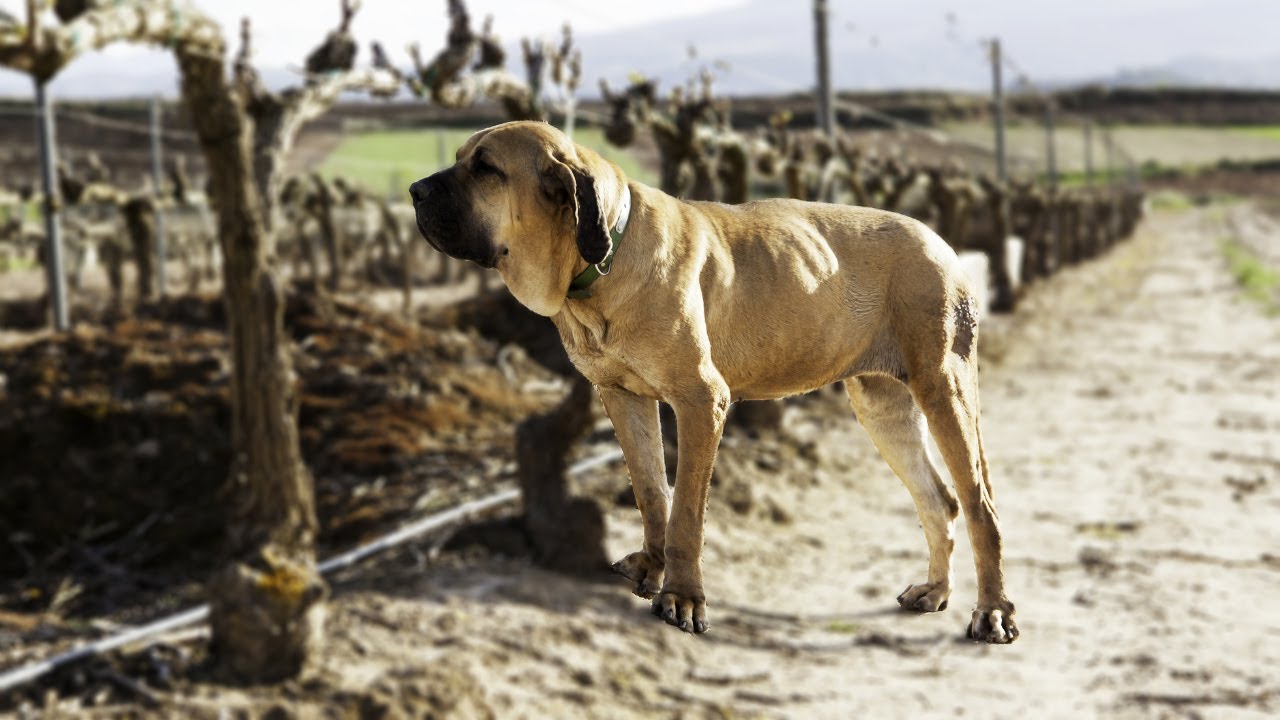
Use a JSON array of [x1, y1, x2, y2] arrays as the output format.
[[1088, 55, 1280, 90]]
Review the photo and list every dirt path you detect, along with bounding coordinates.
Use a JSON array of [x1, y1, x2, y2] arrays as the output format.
[[22, 205, 1280, 718]]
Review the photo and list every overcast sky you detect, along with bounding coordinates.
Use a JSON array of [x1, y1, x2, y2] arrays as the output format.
[[0, 0, 1275, 97], [0, 0, 747, 69]]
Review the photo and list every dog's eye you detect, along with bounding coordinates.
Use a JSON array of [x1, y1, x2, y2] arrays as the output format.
[[473, 156, 505, 180]]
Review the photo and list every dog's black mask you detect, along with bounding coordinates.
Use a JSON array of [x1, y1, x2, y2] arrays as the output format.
[[408, 170, 500, 269]]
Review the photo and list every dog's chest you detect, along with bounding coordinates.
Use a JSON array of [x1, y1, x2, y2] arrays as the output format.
[[565, 341, 662, 398], [555, 314, 662, 398]]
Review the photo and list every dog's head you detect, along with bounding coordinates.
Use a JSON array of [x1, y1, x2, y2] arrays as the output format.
[[409, 121, 628, 317]]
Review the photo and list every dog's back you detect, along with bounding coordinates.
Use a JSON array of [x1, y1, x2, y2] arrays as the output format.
[[676, 196, 969, 399]]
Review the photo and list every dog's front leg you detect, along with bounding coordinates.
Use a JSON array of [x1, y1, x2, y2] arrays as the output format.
[[655, 379, 730, 634], [599, 388, 669, 599]]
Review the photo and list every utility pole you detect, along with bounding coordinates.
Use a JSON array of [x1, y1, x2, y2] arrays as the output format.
[[1083, 120, 1095, 189], [34, 81, 68, 331], [150, 95, 167, 296], [813, 0, 834, 138], [1043, 99, 1058, 191], [989, 38, 1007, 183]]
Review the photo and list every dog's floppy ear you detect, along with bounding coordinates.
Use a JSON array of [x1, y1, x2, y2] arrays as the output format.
[[542, 159, 612, 265]]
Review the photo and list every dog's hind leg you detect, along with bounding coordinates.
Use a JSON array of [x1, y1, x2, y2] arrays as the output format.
[[910, 354, 1019, 644], [846, 375, 958, 613], [599, 387, 669, 600]]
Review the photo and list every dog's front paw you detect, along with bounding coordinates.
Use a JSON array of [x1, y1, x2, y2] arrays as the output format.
[[651, 585, 708, 634], [611, 551, 663, 599], [966, 600, 1019, 644], [896, 582, 951, 612]]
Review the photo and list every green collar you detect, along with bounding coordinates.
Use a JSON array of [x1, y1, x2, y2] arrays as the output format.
[[567, 186, 631, 300]]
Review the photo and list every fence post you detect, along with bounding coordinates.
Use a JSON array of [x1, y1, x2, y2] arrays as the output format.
[[1043, 98, 1060, 274], [390, 169, 402, 202], [150, 94, 167, 297], [1104, 129, 1116, 189], [1083, 120, 1095, 189], [813, 0, 834, 138], [989, 38, 1007, 183], [1043, 99, 1057, 191], [563, 94, 577, 142], [35, 81, 69, 331]]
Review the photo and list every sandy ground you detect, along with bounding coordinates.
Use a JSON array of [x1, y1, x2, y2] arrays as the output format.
[[12, 204, 1280, 718]]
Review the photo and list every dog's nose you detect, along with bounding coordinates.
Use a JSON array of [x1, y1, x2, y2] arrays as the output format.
[[408, 180, 430, 204]]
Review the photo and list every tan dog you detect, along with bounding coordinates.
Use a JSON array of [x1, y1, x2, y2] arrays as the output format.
[[410, 121, 1018, 643]]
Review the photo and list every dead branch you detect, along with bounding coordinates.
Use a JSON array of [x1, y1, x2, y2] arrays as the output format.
[[474, 15, 504, 71], [398, 0, 538, 115], [0, 1, 225, 84], [305, 0, 359, 75], [54, 1, 97, 25], [231, 8, 399, 227]]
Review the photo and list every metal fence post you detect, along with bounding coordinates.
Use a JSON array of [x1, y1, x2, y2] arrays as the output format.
[[150, 95, 167, 297], [1044, 100, 1057, 191], [813, 0, 835, 138], [390, 169, 403, 202], [1083, 120, 1095, 189], [35, 81, 69, 331], [989, 38, 1007, 183], [1104, 129, 1116, 189]]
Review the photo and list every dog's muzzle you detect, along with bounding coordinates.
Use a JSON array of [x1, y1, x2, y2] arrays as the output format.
[[408, 179, 444, 254], [409, 173, 498, 269]]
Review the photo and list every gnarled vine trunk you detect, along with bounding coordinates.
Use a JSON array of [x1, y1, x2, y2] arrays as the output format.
[[173, 33, 325, 682]]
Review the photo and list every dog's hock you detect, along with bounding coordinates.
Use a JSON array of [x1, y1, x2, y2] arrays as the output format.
[[952, 296, 978, 359]]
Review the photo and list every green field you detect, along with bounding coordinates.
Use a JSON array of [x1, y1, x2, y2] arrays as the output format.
[[320, 126, 656, 197], [944, 122, 1280, 176], [1234, 125, 1280, 141]]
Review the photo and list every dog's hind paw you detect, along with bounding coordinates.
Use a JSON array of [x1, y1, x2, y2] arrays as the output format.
[[611, 551, 663, 599], [896, 582, 951, 612], [966, 601, 1019, 644]]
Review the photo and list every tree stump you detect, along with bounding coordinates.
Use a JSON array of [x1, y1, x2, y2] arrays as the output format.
[[516, 374, 608, 575], [207, 544, 327, 682]]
